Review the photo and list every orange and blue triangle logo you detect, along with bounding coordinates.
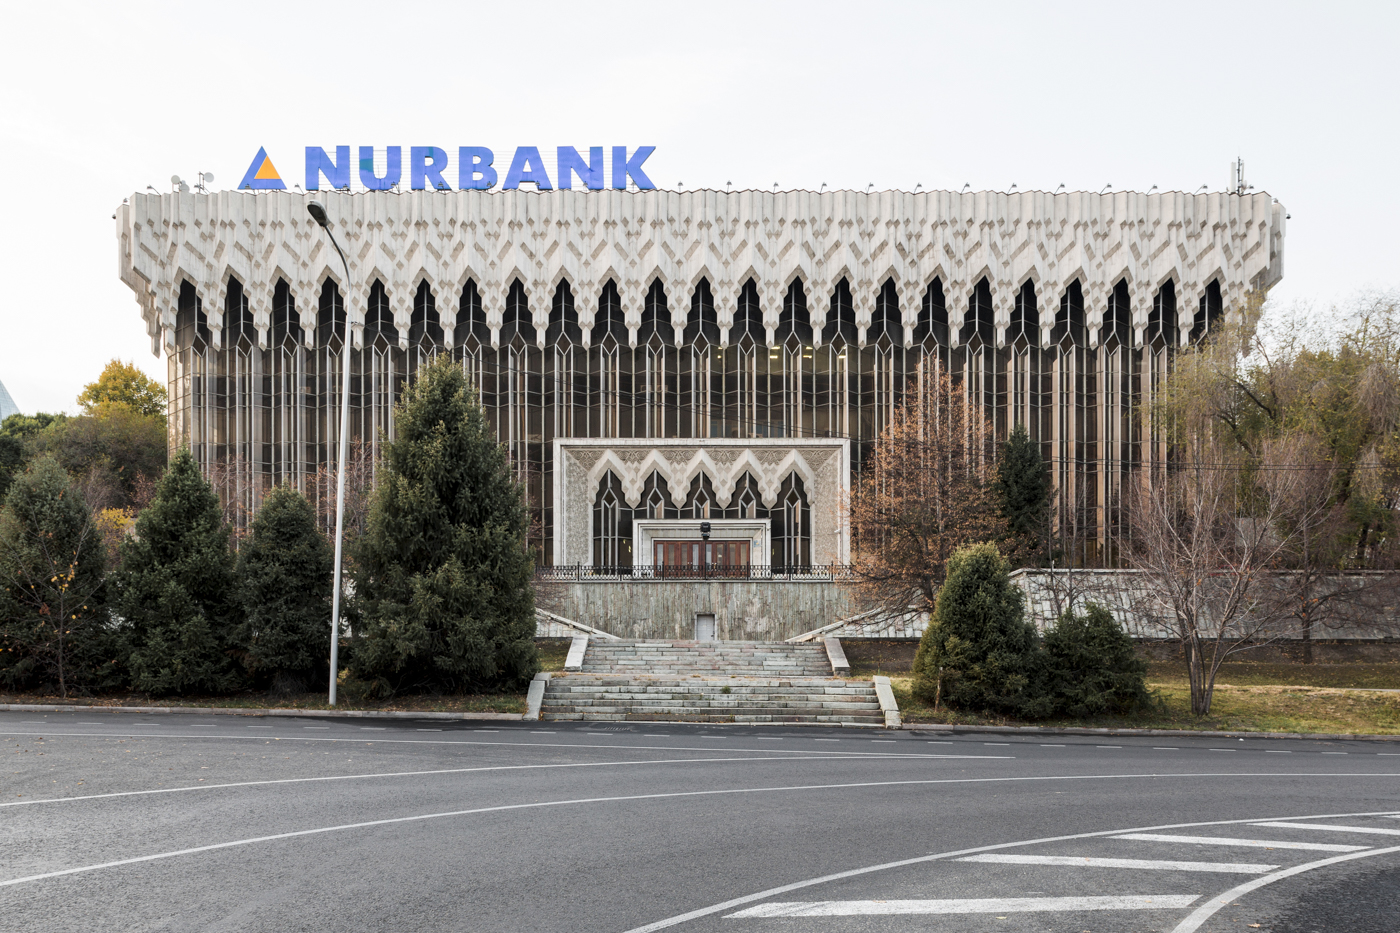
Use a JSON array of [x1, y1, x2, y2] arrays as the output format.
[[238, 147, 286, 190]]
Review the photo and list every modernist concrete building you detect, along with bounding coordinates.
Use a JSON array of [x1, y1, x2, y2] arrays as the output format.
[[117, 187, 1285, 593]]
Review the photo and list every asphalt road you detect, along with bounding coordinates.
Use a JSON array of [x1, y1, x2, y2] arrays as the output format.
[[2, 711, 1398, 932]]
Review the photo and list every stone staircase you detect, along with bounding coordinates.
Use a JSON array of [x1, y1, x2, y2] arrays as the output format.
[[539, 639, 886, 725]]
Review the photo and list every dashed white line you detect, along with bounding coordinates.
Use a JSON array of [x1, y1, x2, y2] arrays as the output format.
[[1266, 750, 1291, 754], [957, 853, 1275, 874], [416, 729, 441, 732], [1154, 747, 1179, 750], [1096, 746, 1121, 749], [1321, 752, 1348, 755], [1114, 833, 1368, 853], [530, 731, 556, 735], [247, 726, 271, 729], [727, 895, 1202, 917], [1040, 744, 1065, 747], [359, 727, 385, 731], [303, 726, 329, 730], [815, 739, 839, 742], [984, 743, 1010, 746]]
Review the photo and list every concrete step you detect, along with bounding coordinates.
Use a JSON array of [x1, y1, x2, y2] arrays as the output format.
[[540, 710, 885, 724]]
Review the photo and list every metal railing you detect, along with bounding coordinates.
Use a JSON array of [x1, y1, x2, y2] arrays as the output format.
[[535, 563, 855, 582]]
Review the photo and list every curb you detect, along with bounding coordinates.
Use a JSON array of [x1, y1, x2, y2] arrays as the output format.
[[0, 703, 523, 721], [901, 722, 1400, 742]]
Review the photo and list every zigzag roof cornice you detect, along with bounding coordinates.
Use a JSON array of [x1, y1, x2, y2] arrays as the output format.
[[116, 188, 1285, 355]]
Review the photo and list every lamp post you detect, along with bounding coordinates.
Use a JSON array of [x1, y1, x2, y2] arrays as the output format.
[[307, 199, 353, 706]]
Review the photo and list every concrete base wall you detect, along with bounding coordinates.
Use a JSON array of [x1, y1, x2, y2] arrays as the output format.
[[538, 580, 862, 642]]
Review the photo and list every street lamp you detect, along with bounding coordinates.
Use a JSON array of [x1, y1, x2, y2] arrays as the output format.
[[307, 199, 353, 706]]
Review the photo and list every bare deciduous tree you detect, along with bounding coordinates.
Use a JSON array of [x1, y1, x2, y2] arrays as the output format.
[[1125, 438, 1333, 715], [846, 372, 1004, 615]]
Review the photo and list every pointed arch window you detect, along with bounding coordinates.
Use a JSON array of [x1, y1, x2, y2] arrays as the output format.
[[771, 473, 811, 569], [592, 471, 634, 568]]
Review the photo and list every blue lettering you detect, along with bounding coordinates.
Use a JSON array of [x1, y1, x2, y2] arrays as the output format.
[[612, 146, 656, 190], [458, 147, 496, 190], [359, 146, 401, 191], [306, 146, 350, 190], [557, 146, 604, 190], [503, 146, 553, 190], [410, 146, 451, 190]]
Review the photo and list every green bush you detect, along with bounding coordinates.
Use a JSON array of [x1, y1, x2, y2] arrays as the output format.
[[0, 457, 119, 695], [235, 485, 333, 694], [350, 356, 538, 694], [1041, 603, 1149, 717], [912, 542, 1053, 717], [113, 449, 244, 695]]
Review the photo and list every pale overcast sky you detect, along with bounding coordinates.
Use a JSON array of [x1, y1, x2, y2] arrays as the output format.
[[2, 0, 1396, 414]]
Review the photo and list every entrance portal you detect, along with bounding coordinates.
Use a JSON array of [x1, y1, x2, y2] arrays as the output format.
[[654, 540, 750, 577], [694, 613, 717, 642]]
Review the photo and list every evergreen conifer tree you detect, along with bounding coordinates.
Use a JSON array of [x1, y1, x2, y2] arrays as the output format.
[[350, 356, 538, 693], [114, 449, 242, 695], [993, 424, 1052, 565], [1041, 603, 1149, 717], [912, 542, 1051, 716], [0, 457, 115, 695], [235, 485, 333, 694]]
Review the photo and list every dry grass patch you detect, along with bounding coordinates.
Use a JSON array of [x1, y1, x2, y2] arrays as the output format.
[[887, 674, 1400, 735]]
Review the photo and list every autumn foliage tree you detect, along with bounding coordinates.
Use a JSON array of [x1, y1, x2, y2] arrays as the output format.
[[847, 372, 1004, 614]]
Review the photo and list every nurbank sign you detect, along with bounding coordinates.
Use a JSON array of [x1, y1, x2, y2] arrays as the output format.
[[237, 145, 656, 192]]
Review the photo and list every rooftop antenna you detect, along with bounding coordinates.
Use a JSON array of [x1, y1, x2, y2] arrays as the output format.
[[1230, 157, 1253, 195], [146, 185, 159, 194], [914, 183, 923, 192], [819, 182, 827, 192], [1195, 184, 1208, 193], [1008, 183, 1017, 191], [1054, 183, 1065, 193], [726, 180, 732, 191], [196, 171, 215, 193], [866, 183, 874, 193], [1147, 185, 1158, 193], [773, 182, 779, 191], [171, 174, 189, 194], [1099, 183, 1112, 194], [677, 181, 683, 188], [960, 183, 971, 192]]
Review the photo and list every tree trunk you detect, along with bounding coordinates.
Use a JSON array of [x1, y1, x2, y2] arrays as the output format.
[[1301, 613, 1313, 665]]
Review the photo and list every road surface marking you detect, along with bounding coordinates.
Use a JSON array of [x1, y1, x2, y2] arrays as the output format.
[[727, 895, 1202, 917], [1113, 833, 1367, 852], [247, 726, 271, 729], [1154, 747, 1178, 750], [1252, 821, 1400, 836], [1096, 746, 1121, 749], [1170, 844, 1400, 933], [957, 853, 1275, 873]]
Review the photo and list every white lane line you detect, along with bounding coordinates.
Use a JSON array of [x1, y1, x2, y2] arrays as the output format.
[[247, 726, 272, 729], [359, 727, 385, 731], [956, 853, 1275, 873], [1321, 752, 1348, 755], [0, 755, 979, 810], [474, 729, 499, 733], [1252, 821, 1400, 836], [1114, 833, 1368, 853], [189, 725, 217, 728], [1170, 844, 1400, 933], [530, 731, 556, 735], [984, 743, 1010, 746], [815, 739, 839, 742], [416, 729, 441, 732], [755, 738, 782, 741], [871, 740, 894, 743], [1040, 744, 1065, 747], [728, 895, 1202, 917], [303, 727, 329, 730], [75, 722, 104, 725], [1154, 747, 1179, 750], [1097, 745, 1122, 749], [643, 734, 670, 737], [928, 741, 954, 744], [1266, 750, 1291, 753], [0, 730, 985, 761]]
